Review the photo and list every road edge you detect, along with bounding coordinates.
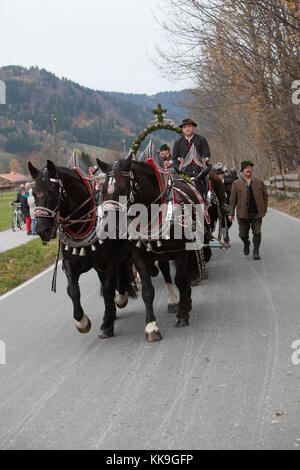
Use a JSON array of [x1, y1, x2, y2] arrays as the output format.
[[0, 261, 62, 302], [268, 207, 300, 223]]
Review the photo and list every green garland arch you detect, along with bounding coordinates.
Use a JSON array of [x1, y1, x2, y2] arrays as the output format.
[[131, 104, 183, 154]]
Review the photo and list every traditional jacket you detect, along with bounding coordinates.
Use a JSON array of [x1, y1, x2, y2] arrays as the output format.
[[230, 177, 268, 219], [172, 134, 211, 171]]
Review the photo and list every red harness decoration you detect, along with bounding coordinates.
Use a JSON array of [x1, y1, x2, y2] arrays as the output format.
[[146, 158, 165, 198]]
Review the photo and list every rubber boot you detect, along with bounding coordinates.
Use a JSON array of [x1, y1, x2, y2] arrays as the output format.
[[253, 234, 261, 260], [241, 237, 250, 256]]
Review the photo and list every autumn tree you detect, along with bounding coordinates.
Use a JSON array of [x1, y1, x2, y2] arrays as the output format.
[[156, 0, 300, 175], [9, 158, 21, 174]]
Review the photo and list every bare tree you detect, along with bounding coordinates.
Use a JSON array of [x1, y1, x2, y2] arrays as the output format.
[[156, 0, 300, 175]]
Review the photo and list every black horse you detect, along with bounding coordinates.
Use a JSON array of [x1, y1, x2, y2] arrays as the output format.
[[97, 154, 209, 342], [28, 160, 135, 338]]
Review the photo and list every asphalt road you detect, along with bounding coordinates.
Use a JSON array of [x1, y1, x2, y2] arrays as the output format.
[[0, 228, 38, 253], [0, 209, 299, 450]]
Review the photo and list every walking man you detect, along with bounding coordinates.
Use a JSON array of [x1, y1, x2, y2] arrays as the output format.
[[229, 161, 268, 260]]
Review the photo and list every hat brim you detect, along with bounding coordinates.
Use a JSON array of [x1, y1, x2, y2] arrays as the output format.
[[179, 122, 197, 128]]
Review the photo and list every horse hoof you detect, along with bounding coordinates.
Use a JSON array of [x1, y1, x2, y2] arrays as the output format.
[[168, 303, 179, 314], [190, 279, 201, 287], [146, 331, 162, 342], [116, 298, 128, 309], [115, 291, 128, 309], [99, 328, 114, 339], [75, 317, 92, 334], [174, 316, 189, 328]]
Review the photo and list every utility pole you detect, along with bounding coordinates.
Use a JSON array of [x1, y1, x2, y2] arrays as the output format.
[[122, 138, 126, 156], [52, 113, 58, 163]]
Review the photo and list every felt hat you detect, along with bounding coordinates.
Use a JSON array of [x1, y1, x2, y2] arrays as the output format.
[[213, 162, 225, 175], [160, 144, 170, 151], [241, 160, 254, 172], [179, 118, 197, 128]]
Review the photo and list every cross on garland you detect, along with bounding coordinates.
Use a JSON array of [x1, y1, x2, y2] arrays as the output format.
[[131, 103, 182, 154], [152, 103, 167, 123]]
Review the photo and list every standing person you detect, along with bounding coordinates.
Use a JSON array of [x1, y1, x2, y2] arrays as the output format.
[[16, 184, 25, 199], [14, 186, 31, 234], [229, 161, 268, 260], [210, 162, 227, 203], [15, 184, 26, 222], [224, 168, 238, 205], [28, 183, 37, 235], [212, 163, 234, 243], [160, 144, 182, 177], [23, 183, 31, 235], [159, 144, 172, 170]]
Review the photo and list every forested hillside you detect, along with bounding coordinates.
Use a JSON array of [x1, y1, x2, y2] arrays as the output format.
[[0, 66, 189, 173]]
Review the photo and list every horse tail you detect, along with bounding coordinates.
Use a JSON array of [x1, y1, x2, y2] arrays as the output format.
[[117, 259, 138, 299]]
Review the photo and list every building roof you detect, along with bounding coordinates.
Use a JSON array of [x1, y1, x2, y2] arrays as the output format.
[[0, 173, 29, 183]]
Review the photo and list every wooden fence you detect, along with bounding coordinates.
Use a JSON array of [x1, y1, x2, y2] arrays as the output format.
[[264, 173, 300, 197]]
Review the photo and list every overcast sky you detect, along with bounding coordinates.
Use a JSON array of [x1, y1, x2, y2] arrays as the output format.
[[0, 0, 190, 94]]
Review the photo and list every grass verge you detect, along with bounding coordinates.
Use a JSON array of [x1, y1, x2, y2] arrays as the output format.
[[0, 192, 16, 232], [269, 194, 300, 219], [0, 238, 59, 296]]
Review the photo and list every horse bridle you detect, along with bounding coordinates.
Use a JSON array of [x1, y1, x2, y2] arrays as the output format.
[[35, 174, 97, 229], [34, 176, 64, 221], [103, 168, 139, 208]]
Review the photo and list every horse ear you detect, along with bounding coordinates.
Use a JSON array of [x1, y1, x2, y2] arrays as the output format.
[[28, 161, 39, 180], [96, 159, 111, 174], [124, 152, 133, 171], [47, 160, 57, 177]]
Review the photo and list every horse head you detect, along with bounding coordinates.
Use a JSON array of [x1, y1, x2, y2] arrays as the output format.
[[28, 160, 64, 244], [97, 152, 134, 203]]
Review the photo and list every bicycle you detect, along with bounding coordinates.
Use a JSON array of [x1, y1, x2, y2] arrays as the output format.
[[11, 202, 24, 231]]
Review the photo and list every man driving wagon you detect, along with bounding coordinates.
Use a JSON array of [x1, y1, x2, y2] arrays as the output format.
[[172, 119, 229, 216]]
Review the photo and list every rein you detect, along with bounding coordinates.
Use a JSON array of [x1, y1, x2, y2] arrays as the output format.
[[35, 170, 101, 247], [59, 192, 99, 227]]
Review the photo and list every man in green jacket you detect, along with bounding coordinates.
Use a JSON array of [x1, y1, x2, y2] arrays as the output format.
[[229, 161, 268, 260]]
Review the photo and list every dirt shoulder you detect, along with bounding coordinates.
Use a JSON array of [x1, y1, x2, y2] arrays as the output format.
[[269, 195, 300, 220]]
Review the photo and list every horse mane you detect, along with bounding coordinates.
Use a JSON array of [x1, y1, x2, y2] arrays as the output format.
[[132, 160, 156, 176], [35, 165, 82, 193]]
